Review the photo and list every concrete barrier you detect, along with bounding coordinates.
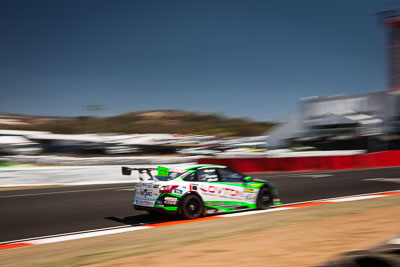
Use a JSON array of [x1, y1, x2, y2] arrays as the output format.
[[0, 163, 195, 187], [198, 151, 400, 172]]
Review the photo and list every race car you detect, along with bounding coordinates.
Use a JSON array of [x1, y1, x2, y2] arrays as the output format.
[[122, 164, 281, 219]]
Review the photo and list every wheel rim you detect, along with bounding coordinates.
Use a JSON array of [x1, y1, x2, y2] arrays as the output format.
[[186, 199, 200, 217], [260, 191, 271, 206]]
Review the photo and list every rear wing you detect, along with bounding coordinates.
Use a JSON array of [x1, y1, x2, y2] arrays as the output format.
[[121, 166, 170, 181], [122, 167, 157, 181], [122, 167, 156, 176]]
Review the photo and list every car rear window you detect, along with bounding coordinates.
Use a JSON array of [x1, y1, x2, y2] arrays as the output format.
[[154, 171, 186, 181]]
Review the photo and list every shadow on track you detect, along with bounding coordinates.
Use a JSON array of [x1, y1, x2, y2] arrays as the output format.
[[104, 213, 185, 227]]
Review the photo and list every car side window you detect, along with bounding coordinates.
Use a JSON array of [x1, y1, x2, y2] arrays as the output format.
[[182, 171, 197, 181], [217, 168, 245, 183], [197, 168, 219, 182]]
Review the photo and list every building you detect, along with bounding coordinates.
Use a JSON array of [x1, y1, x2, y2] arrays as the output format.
[[267, 91, 400, 151], [267, 9, 400, 151]]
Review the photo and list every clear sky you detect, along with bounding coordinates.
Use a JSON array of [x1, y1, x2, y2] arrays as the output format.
[[0, 0, 394, 122]]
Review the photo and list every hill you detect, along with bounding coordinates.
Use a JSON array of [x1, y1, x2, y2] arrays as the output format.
[[0, 110, 277, 136]]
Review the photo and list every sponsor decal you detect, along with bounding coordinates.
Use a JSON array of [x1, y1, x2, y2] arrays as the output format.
[[245, 194, 256, 201], [245, 188, 254, 193], [199, 185, 243, 197], [138, 183, 153, 189], [156, 200, 163, 206], [157, 166, 169, 177], [135, 200, 154, 206], [153, 185, 159, 188], [139, 189, 153, 198], [174, 189, 183, 195], [164, 197, 178, 205]]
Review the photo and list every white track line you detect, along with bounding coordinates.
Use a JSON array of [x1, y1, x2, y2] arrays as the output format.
[[0, 225, 134, 244], [274, 189, 400, 207], [33, 226, 152, 245], [219, 207, 295, 217], [330, 195, 385, 202]]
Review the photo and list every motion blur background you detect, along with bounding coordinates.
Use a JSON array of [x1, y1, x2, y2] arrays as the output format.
[[1, 0, 400, 159], [1, 1, 400, 266]]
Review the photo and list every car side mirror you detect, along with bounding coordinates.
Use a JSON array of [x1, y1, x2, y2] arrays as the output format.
[[243, 176, 252, 183]]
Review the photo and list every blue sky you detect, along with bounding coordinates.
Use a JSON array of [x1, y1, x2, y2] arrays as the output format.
[[0, 0, 393, 122]]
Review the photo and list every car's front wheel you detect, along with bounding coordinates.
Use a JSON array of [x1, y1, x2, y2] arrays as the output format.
[[180, 194, 204, 219], [256, 187, 273, 209]]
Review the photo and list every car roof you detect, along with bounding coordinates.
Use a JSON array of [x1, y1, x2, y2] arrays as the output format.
[[183, 164, 226, 171]]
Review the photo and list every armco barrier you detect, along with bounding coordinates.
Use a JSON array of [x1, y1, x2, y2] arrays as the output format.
[[197, 151, 400, 172]]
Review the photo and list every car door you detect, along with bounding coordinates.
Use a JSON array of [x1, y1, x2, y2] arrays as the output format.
[[216, 168, 256, 205], [194, 168, 222, 203], [194, 167, 246, 205]]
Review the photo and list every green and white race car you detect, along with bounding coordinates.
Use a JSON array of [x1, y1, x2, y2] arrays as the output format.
[[122, 165, 281, 219]]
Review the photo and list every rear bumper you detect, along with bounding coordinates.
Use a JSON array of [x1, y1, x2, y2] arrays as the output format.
[[133, 204, 150, 211]]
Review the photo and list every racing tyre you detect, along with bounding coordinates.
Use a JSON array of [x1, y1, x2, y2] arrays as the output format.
[[181, 194, 204, 220], [256, 187, 273, 210]]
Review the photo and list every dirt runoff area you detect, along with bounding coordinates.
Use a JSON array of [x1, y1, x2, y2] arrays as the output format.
[[2, 195, 400, 267]]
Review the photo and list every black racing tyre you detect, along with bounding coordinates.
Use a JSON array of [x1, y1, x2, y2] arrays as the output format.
[[256, 187, 273, 210], [180, 194, 204, 220]]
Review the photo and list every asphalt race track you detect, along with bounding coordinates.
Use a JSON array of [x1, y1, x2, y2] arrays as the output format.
[[1, 167, 400, 243]]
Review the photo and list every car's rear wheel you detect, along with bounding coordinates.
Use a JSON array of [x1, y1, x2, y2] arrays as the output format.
[[181, 194, 204, 219], [256, 187, 273, 210]]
